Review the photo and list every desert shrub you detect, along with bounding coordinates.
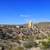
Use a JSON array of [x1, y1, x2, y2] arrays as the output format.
[[23, 41, 37, 48], [16, 46, 24, 50], [22, 35, 34, 41], [41, 41, 48, 48], [16, 35, 20, 40], [41, 37, 50, 49]]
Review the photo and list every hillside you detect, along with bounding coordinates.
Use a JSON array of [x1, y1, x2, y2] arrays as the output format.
[[0, 22, 50, 50]]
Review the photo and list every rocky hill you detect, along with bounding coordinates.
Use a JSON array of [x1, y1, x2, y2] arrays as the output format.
[[0, 22, 50, 50]]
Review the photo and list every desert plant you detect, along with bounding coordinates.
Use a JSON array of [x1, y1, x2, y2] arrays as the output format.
[[40, 37, 50, 49], [23, 41, 37, 48], [16, 46, 24, 50]]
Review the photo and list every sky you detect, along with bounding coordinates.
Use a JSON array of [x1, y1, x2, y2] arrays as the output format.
[[0, 0, 50, 24]]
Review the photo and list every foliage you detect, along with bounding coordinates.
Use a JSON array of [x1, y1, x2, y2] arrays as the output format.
[[16, 47, 24, 50], [16, 35, 20, 40], [23, 41, 34, 48], [41, 41, 49, 48], [22, 35, 34, 41], [41, 37, 50, 49]]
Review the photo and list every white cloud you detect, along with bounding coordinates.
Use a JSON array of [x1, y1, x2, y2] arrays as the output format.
[[20, 14, 32, 18]]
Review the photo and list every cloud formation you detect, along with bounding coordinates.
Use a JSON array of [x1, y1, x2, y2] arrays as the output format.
[[20, 14, 32, 18], [19, 14, 33, 23]]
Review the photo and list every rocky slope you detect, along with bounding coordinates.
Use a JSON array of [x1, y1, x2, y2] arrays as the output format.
[[0, 22, 50, 50]]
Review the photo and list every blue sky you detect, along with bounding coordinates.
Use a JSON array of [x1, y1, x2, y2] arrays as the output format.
[[0, 0, 50, 24]]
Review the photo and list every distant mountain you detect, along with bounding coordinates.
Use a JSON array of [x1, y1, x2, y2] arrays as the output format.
[[38, 22, 50, 24]]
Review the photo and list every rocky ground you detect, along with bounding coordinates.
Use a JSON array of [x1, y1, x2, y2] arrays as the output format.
[[0, 23, 50, 50]]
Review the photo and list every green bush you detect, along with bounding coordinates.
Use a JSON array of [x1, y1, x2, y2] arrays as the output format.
[[41, 37, 50, 49], [41, 41, 49, 48]]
